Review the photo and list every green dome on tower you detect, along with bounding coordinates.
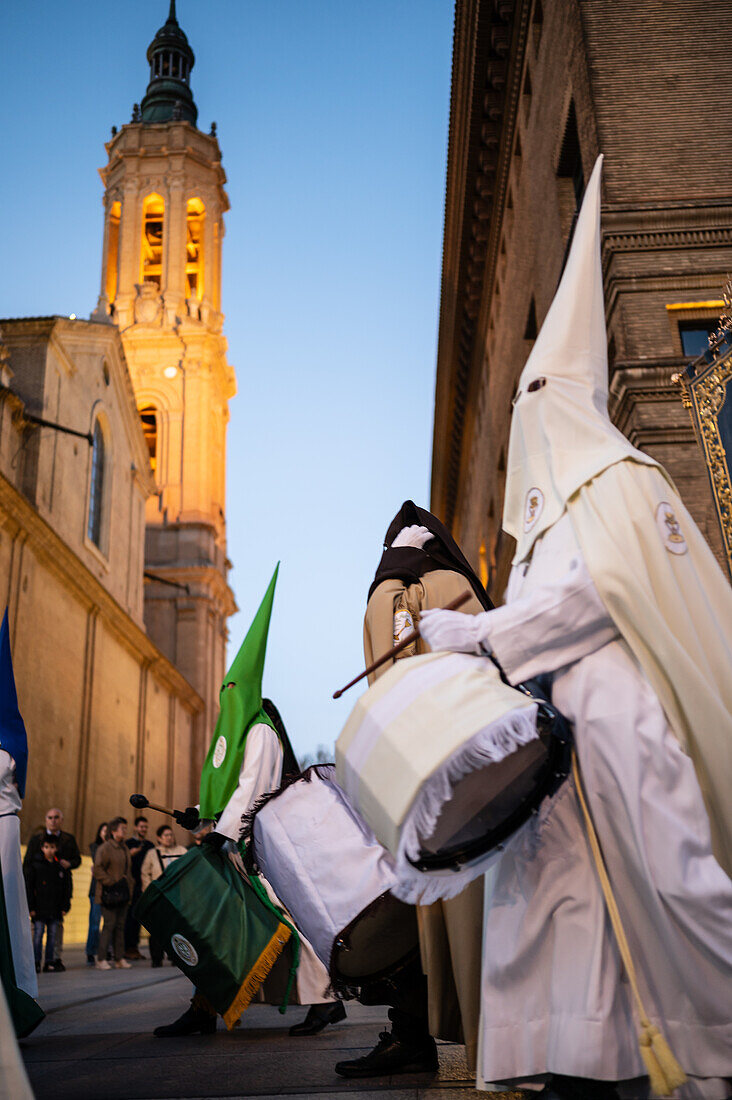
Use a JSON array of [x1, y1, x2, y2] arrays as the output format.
[[140, 1, 197, 126]]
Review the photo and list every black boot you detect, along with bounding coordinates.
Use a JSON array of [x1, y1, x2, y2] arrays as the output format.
[[289, 1001, 346, 1036], [153, 1003, 217, 1038], [334, 1029, 438, 1078], [541, 1078, 620, 1100]]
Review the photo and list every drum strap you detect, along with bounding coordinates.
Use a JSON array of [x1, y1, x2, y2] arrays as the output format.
[[571, 751, 686, 1096]]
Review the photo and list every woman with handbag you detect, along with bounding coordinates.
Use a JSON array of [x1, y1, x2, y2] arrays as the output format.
[[92, 817, 134, 971]]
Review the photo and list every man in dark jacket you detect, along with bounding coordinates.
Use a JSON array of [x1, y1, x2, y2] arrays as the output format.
[[23, 808, 80, 971], [124, 815, 153, 959], [24, 838, 71, 972]]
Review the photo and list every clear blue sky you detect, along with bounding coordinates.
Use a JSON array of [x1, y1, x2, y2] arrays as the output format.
[[0, 1, 454, 761]]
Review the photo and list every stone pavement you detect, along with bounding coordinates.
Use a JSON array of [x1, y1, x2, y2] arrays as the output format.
[[20, 948, 519, 1100]]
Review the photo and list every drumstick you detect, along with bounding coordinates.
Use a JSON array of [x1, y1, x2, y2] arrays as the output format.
[[129, 793, 177, 818], [332, 590, 472, 699]]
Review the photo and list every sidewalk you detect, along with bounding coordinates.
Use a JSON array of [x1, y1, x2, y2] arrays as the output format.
[[21, 947, 508, 1100]]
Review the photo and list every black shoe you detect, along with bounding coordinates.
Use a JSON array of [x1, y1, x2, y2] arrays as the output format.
[[51, 960, 65, 972], [35, 963, 40, 973], [153, 1005, 217, 1038], [334, 1031, 438, 1078], [151, 960, 163, 968], [86, 955, 95, 967], [289, 1001, 346, 1036], [541, 1079, 620, 1100], [42, 963, 52, 972]]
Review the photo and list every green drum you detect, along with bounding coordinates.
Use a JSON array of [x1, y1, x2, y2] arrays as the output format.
[[135, 844, 291, 1029]]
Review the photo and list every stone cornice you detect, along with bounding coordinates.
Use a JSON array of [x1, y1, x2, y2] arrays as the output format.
[[432, 0, 530, 527], [0, 473, 203, 711], [144, 563, 237, 618]]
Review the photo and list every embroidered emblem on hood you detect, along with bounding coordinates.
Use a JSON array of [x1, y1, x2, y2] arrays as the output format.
[[212, 735, 227, 768], [524, 488, 544, 533], [656, 502, 688, 555]]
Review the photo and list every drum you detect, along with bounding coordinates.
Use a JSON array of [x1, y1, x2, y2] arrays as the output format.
[[135, 844, 291, 1029], [336, 651, 571, 904], [250, 765, 419, 992]]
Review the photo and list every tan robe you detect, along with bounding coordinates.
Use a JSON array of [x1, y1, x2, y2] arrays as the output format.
[[364, 569, 484, 1070]]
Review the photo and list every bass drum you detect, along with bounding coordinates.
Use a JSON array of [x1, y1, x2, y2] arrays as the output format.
[[336, 651, 572, 905], [250, 765, 418, 992]]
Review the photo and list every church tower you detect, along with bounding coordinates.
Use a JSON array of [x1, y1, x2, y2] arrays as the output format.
[[96, 0, 236, 761]]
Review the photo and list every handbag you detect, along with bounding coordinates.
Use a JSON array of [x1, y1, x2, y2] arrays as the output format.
[[101, 876, 130, 909]]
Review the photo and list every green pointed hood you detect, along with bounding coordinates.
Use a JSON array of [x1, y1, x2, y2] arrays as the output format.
[[199, 564, 279, 819]]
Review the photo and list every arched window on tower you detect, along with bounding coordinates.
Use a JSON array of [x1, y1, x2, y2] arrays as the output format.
[[141, 194, 165, 288], [139, 406, 158, 474], [87, 419, 107, 548], [105, 201, 121, 307], [186, 198, 205, 300]]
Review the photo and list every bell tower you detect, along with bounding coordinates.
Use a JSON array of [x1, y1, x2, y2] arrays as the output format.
[[96, 0, 236, 759]]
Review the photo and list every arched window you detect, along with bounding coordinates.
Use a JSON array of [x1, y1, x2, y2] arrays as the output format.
[[87, 420, 106, 547], [141, 194, 165, 288], [106, 200, 121, 305], [185, 197, 205, 299], [139, 405, 158, 473]]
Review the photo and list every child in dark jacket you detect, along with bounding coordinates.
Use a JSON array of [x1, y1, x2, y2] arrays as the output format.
[[25, 837, 72, 972]]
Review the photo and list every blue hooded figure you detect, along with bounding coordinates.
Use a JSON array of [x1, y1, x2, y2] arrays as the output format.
[[0, 609, 27, 798]]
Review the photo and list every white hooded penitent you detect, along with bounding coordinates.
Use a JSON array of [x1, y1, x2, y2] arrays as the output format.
[[502, 154, 657, 565], [503, 153, 732, 875]]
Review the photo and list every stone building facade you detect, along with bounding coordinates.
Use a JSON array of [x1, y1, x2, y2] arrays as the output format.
[[0, 319, 203, 842], [0, 1, 237, 840], [431, 0, 732, 599]]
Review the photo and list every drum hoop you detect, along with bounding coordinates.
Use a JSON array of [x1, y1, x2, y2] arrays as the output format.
[[407, 727, 572, 873], [329, 890, 419, 993]]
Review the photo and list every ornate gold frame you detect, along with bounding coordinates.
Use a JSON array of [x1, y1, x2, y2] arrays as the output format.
[[682, 346, 732, 575]]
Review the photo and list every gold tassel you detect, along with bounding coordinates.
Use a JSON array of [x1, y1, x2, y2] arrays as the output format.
[[639, 1024, 687, 1097], [572, 754, 687, 1097], [223, 922, 291, 1030]]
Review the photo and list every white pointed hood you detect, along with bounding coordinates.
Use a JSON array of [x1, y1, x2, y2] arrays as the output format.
[[503, 155, 658, 563]]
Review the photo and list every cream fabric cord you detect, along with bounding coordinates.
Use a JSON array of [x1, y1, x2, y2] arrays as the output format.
[[571, 750, 687, 1096], [569, 461, 732, 877]]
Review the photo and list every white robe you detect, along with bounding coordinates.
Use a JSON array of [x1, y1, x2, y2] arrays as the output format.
[[0, 751, 37, 1000], [213, 723, 332, 1006], [476, 515, 732, 1100]]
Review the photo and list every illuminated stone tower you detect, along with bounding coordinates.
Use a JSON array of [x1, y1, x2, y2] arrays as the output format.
[[95, 0, 236, 760]]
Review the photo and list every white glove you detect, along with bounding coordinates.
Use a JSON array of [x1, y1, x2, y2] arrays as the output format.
[[419, 608, 492, 655], [390, 525, 434, 550]]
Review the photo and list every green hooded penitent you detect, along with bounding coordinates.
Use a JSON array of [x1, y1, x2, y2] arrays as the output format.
[[199, 565, 279, 820]]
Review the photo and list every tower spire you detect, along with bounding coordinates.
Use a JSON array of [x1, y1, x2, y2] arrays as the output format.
[[140, 1, 197, 126]]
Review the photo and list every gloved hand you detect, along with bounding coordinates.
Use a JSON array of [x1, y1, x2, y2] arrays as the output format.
[[201, 830, 228, 851], [173, 806, 200, 831], [419, 608, 492, 655], [390, 525, 434, 550]]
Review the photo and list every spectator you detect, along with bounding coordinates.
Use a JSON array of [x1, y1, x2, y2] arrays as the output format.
[[23, 808, 80, 972], [140, 825, 187, 967], [85, 823, 107, 967], [124, 816, 154, 960], [93, 817, 133, 971], [25, 837, 71, 973]]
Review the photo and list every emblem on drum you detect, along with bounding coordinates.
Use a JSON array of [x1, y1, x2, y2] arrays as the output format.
[[171, 934, 199, 967], [524, 487, 544, 532], [393, 609, 414, 646], [655, 502, 687, 555], [212, 735, 227, 768]]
